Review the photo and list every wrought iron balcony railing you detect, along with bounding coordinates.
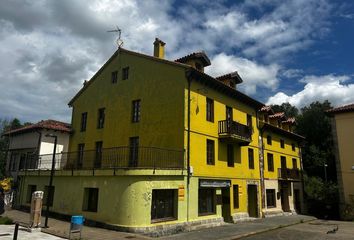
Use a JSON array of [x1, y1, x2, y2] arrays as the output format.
[[278, 168, 301, 180], [19, 146, 185, 171], [218, 120, 252, 144]]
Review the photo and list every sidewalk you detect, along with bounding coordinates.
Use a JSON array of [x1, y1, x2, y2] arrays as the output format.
[[0, 224, 64, 240], [3, 210, 149, 240], [3, 210, 315, 240], [161, 215, 316, 240]]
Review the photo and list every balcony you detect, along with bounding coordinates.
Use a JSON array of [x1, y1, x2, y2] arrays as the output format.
[[20, 146, 185, 171], [218, 120, 251, 145], [278, 168, 301, 181]]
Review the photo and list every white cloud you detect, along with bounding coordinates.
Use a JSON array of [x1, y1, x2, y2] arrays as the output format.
[[267, 74, 354, 108], [206, 53, 280, 94]]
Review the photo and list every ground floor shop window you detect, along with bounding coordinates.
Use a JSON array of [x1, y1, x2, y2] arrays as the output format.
[[151, 189, 177, 222], [198, 188, 216, 215], [266, 189, 276, 208], [82, 188, 99, 212]]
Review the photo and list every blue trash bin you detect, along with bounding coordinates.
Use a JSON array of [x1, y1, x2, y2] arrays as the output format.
[[70, 215, 84, 233]]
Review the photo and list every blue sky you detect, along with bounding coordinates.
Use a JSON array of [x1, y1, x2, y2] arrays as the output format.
[[0, 0, 353, 123]]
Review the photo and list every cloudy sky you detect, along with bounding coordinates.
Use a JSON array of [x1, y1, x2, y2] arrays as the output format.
[[1, 0, 354, 123]]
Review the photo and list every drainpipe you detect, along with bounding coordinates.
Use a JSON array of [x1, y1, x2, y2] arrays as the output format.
[[256, 110, 266, 217], [298, 142, 306, 214], [185, 69, 192, 223]]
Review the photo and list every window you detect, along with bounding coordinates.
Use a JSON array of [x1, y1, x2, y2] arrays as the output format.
[[267, 135, 272, 145], [266, 189, 276, 208], [280, 139, 285, 148], [292, 158, 298, 169], [9, 153, 18, 171], [151, 189, 177, 222], [80, 112, 87, 132], [233, 185, 239, 209], [227, 144, 234, 167], [131, 100, 141, 123], [129, 137, 139, 167], [248, 148, 254, 169], [206, 139, 215, 165], [111, 71, 118, 83], [206, 98, 214, 122], [26, 185, 36, 203], [198, 188, 215, 215], [19, 153, 26, 170], [97, 108, 105, 129], [77, 144, 85, 168], [82, 188, 99, 212], [122, 67, 129, 80], [267, 153, 274, 172], [247, 114, 252, 130], [43, 186, 55, 206], [226, 106, 233, 121], [281, 156, 287, 169], [95, 141, 103, 168], [292, 143, 296, 151]]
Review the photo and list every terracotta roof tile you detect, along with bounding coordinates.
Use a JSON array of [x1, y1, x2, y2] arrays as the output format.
[[216, 71, 243, 84], [326, 103, 354, 114], [269, 112, 285, 119], [175, 51, 211, 66], [282, 117, 296, 124], [3, 119, 71, 136], [260, 105, 273, 112]]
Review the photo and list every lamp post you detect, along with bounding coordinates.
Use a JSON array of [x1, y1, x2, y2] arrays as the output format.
[[324, 163, 328, 183], [44, 133, 57, 228]]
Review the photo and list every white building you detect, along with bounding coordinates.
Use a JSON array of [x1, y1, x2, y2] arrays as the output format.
[[3, 120, 71, 181]]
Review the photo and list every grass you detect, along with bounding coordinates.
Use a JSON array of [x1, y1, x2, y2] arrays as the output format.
[[0, 216, 14, 225]]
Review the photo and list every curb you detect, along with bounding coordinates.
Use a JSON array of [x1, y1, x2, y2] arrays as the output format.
[[227, 217, 317, 240]]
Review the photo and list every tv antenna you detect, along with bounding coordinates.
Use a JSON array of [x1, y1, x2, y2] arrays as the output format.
[[107, 26, 123, 48]]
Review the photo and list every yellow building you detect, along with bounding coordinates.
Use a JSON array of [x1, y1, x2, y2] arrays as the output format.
[[327, 104, 354, 220], [16, 38, 305, 234]]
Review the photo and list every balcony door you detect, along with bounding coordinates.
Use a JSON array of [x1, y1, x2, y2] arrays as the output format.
[[226, 106, 233, 121], [129, 137, 139, 167], [281, 156, 287, 169]]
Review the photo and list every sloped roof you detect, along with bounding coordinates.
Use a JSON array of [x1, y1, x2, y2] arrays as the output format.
[[175, 51, 211, 66], [216, 71, 243, 84], [326, 103, 354, 114], [260, 105, 273, 113], [269, 112, 285, 119], [3, 120, 71, 136]]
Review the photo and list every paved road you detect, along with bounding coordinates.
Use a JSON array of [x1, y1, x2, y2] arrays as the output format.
[[241, 220, 354, 240], [0, 224, 64, 240]]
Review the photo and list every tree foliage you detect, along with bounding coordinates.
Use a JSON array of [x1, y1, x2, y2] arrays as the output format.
[[271, 102, 299, 118]]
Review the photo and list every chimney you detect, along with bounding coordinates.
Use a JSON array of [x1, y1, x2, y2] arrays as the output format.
[[153, 38, 166, 59]]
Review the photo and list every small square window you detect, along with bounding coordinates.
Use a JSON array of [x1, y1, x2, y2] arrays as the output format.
[[111, 71, 118, 83], [280, 139, 285, 148], [122, 67, 129, 80], [83, 188, 99, 212], [267, 135, 272, 145], [151, 189, 177, 222]]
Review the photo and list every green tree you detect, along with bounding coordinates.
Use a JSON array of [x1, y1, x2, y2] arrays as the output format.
[[271, 102, 299, 118]]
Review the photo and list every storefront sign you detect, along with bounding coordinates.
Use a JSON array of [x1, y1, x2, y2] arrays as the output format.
[[178, 185, 185, 201], [199, 179, 231, 188]]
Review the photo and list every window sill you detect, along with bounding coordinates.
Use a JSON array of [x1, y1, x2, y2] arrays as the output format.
[[266, 206, 277, 208], [198, 212, 216, 217], [151, 217, 176, 223]]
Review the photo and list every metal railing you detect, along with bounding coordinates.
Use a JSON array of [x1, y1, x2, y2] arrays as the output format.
[[218, 120, 252, 141], [278, 168, 301, 180], [20, 146, 185, 171]]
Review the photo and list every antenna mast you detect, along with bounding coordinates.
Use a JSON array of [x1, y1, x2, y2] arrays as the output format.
[[107, 26, 123, 48]]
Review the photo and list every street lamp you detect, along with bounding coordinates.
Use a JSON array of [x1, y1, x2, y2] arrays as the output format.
[[324, 163, 328, 183], [44, 133, 57, 228]]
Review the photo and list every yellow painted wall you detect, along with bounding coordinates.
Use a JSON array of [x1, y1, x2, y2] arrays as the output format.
[[69, 50, 186, 152], [262, 131, 300, 180], [334, 112, 354, 203], [19, 173, 187, 227]]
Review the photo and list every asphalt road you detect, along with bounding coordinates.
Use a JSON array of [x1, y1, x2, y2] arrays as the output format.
[[241, 220, 354, 240]]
